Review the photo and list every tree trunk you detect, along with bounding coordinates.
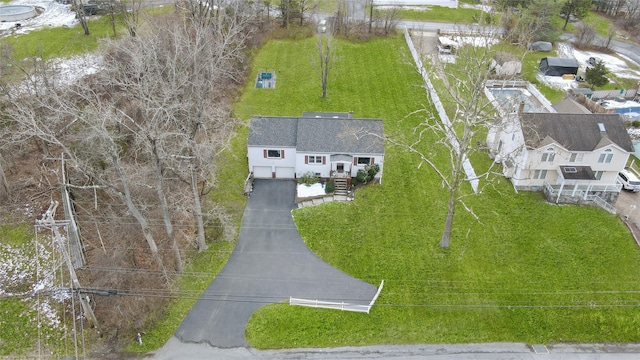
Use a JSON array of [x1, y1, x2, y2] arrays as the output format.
[[562, 14, 570, 30], [0, 156, 8, 199], [191, 167, 208, 252], [439, 187, 456, 249], [322, 77, 327, 98], [113, 156, 170, 283], [73, 0, 90, 36], [152, 144, 183, 273], [369, 2, 373, 34]]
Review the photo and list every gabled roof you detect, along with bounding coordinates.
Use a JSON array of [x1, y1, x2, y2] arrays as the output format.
[[247, 117, 298, 147], [520, 113, 633, 152], [248, 113, 384, 154]]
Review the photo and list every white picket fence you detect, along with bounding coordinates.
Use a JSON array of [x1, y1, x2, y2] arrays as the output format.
[[290, 280, 384, 314]]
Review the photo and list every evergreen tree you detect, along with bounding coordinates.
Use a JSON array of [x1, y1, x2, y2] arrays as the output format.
[[585, 60, 609, 88]]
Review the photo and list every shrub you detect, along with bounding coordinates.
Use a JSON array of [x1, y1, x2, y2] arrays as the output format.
[[298, 172, 319, 185], [325, 181, 335, 194], [633, 120, 640, 128], [355, 164, 380, 184]]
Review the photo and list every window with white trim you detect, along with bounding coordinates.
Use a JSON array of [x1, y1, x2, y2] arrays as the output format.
[[569, 153, 583, 163], [308, 156, 323, 164], [357, 157, 372, 165], [541, 148, 555, 162], [533, 169, 547, 179], [267, 150, 281, 158], [598, 149, 613, 163], [593, 171, 603, 180]]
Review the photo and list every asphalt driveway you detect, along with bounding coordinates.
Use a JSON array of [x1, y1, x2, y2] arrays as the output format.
[[173, 180, 377, 348]]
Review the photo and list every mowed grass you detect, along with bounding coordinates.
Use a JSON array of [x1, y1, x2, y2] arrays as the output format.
[[240, 36, 640, 348], [397, 6, 482, 24]]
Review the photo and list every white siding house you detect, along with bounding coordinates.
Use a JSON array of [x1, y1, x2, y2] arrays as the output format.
[[488, 112, 633, 205], [247, 113, 384, 181]]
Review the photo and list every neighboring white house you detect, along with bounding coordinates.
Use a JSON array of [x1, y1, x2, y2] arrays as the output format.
[[247, 112, 384, 181], [488, 111, 633, 205]]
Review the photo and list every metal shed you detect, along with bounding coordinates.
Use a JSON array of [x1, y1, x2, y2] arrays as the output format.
[[539, 57, 579, 77]]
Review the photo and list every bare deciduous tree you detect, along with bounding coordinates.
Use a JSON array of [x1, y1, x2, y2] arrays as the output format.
[[394, 27, 530, 249], [100, 13, 249, 251], [72, 0, 90, 35], [315, 31, 335, 99], [298, 0, 317, 25]]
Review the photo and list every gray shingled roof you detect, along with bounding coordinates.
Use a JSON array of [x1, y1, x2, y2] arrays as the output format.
[[248, 114, 384, 154], [521, 113, 633, 152], [552, 97, 592, 114], [297, 117, 383, 153], [247, 117, 298, 147]]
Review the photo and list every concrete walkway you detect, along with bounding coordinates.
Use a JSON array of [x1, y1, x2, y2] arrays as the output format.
[[172, 180, 376, 348]]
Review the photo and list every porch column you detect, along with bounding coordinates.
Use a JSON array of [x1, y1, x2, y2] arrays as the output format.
[[584, 183, 591, 200], [571, 182, 578, 197]]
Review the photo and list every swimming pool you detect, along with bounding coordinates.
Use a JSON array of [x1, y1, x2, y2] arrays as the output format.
[[490, 88, 545, 113]]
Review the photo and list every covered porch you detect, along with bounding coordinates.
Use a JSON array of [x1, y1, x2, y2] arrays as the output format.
[[329, 154, 353, 181], [543, 165, 621, 213]]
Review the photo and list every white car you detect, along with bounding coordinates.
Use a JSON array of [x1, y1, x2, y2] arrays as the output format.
[[618, 169, 640, 192], [318, 19, 327, 33]]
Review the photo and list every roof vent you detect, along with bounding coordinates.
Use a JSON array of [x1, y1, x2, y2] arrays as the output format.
[[598, 123, 606, 132]]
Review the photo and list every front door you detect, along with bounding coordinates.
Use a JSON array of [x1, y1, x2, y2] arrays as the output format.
[[337, 163, 344, 173]]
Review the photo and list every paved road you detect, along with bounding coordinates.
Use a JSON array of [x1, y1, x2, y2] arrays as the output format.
[[172, 180, 376, 348], [154, 339, 640, 360], [399, 21, 640, 66]]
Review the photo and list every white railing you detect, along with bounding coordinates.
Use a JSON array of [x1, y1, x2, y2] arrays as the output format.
[[543, 181, 619, 214], [545, 181, 622, 194], [485, 79, 528, 88], [290, 280, 384, 314], [588, 195, 617, 214], [289, 298, 371, 313]]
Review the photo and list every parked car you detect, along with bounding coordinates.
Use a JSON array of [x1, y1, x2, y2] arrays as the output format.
[[618, 168, 640, 192], [587, 56, 602, 66], [318, 19, 327, 33]]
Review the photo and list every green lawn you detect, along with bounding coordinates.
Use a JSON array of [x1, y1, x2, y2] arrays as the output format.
[[397, 6, 483, 24], [584, 11, 615, 39], [0, 225, 60, 356], [238, 36, 640, 348]]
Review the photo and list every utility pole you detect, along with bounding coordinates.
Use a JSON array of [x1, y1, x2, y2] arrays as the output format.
[[36, 201, 100, 333]]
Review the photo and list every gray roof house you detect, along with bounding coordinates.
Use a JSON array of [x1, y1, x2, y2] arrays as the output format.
[[489, 111, 633, 208], [520, 113, 633, 153], [247, 112, 384, 181]]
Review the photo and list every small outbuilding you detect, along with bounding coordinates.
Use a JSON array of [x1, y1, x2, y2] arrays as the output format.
[[538, 57, 579, 77]]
